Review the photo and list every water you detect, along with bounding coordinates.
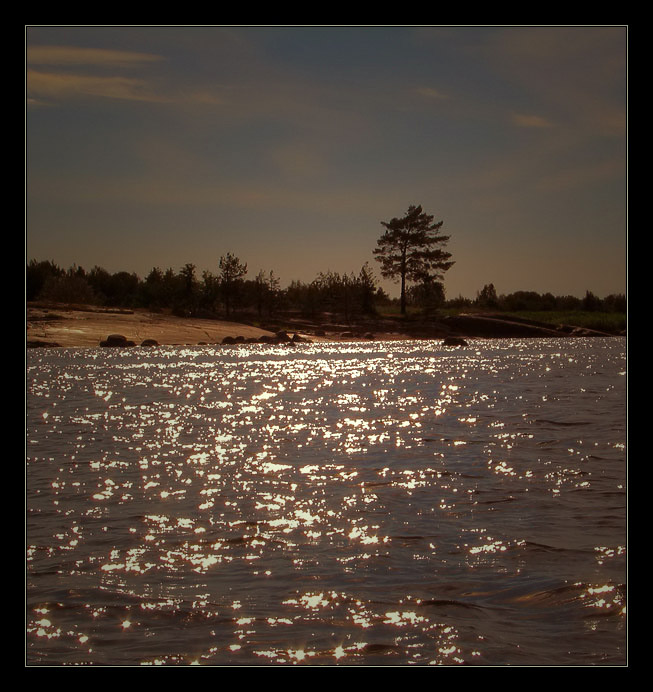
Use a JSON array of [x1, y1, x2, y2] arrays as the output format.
[[26, 338, 627, 666]]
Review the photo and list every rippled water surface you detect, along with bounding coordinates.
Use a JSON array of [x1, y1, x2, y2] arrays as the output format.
[[26, 338, 627, 666]]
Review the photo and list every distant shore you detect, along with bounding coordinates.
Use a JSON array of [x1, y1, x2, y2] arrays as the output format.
[[26, 302, 623, 349]]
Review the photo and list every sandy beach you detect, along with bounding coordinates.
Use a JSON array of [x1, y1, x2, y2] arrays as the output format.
[[25, 303, 361, 348], [26, 304, 310, 348], [26, 301, 621, 350]]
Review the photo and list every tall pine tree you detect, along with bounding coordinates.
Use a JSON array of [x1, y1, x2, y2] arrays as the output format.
[[373, 205, 454, 315]]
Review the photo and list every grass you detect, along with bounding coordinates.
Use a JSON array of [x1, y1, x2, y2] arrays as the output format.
[[376, 305, 626, 334], [506, 310, 626, 333]]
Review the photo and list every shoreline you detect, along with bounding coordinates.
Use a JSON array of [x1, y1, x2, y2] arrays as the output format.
[[26, 302, 622, 349]]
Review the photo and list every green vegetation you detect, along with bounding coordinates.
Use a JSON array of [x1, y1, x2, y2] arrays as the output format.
[[502, 310, 627, 334]]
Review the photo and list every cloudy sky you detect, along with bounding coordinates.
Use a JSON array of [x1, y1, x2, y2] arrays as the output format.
[[26, 25, 627, 300]]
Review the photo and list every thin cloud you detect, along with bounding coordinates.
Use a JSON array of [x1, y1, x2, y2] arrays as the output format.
[[27, 44, 167, 105], [511, 113, 554, 129], [486, 27, 626, 137], [27, 45, 164, 67], [415, 86, 449, 100], [267, 142, 329, 180], [27, 70, 169, 104]]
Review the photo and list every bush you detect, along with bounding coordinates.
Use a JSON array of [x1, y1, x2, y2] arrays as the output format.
[[39, 275, 97, 304]]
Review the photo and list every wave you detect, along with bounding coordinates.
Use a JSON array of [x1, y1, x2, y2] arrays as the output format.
[[533, 419, 592, 427]]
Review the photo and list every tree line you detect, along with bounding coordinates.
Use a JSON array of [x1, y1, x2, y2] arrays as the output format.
[[25, 257, 386, 322], [25, 257, 625, 321], [467, 282, 626, 314], [26, 204, 625, 321]]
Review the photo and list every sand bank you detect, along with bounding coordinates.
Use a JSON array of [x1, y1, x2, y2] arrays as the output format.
[[27, 304, 302, 348], [27, 302, 619, 349]]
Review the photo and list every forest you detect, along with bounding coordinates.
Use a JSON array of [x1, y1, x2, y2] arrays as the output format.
[[26, 257, 627, 328]]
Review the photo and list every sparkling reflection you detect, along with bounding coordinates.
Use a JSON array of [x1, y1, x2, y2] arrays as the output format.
[[27, 338, 626, 665]]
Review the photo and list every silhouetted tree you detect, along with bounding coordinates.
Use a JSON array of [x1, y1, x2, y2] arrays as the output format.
[[218, 253, 247, 317], [139, 267, 165, 309], [199, 270, 220, 313], [284, 279, 321, 317], [173, 263, 199, 316], [540, 292, 557, 310], [39, 273, 96, 304], [161, 268, 180, 308], [476, 283, 499, 309], [86, 266, 139, 306], [180, 263, 197, 293], [26, 259, 64, 300], [107, 271, 140, 307], [603, 293, 626, 313], [408, 278, 446, 313], [553, 294, 583, 311], [374, 204, 454, 315], [582, 290, 601, 312], [500, 290, 543, 312], [254, 269, 281, 319], [313, 270, 349, 319], [86, 266, 112, 304], [447, 294, 473, 309], [357, 262, 378, 315]]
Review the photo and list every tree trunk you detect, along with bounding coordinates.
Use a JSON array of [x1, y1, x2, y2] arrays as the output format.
[[400, 248, 407, 315]]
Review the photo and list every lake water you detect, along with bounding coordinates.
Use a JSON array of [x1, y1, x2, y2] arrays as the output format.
[[26, 337, 627, 666]]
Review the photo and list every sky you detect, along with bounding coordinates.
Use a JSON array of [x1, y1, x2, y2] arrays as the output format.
[[26, 25, 628, 300]]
